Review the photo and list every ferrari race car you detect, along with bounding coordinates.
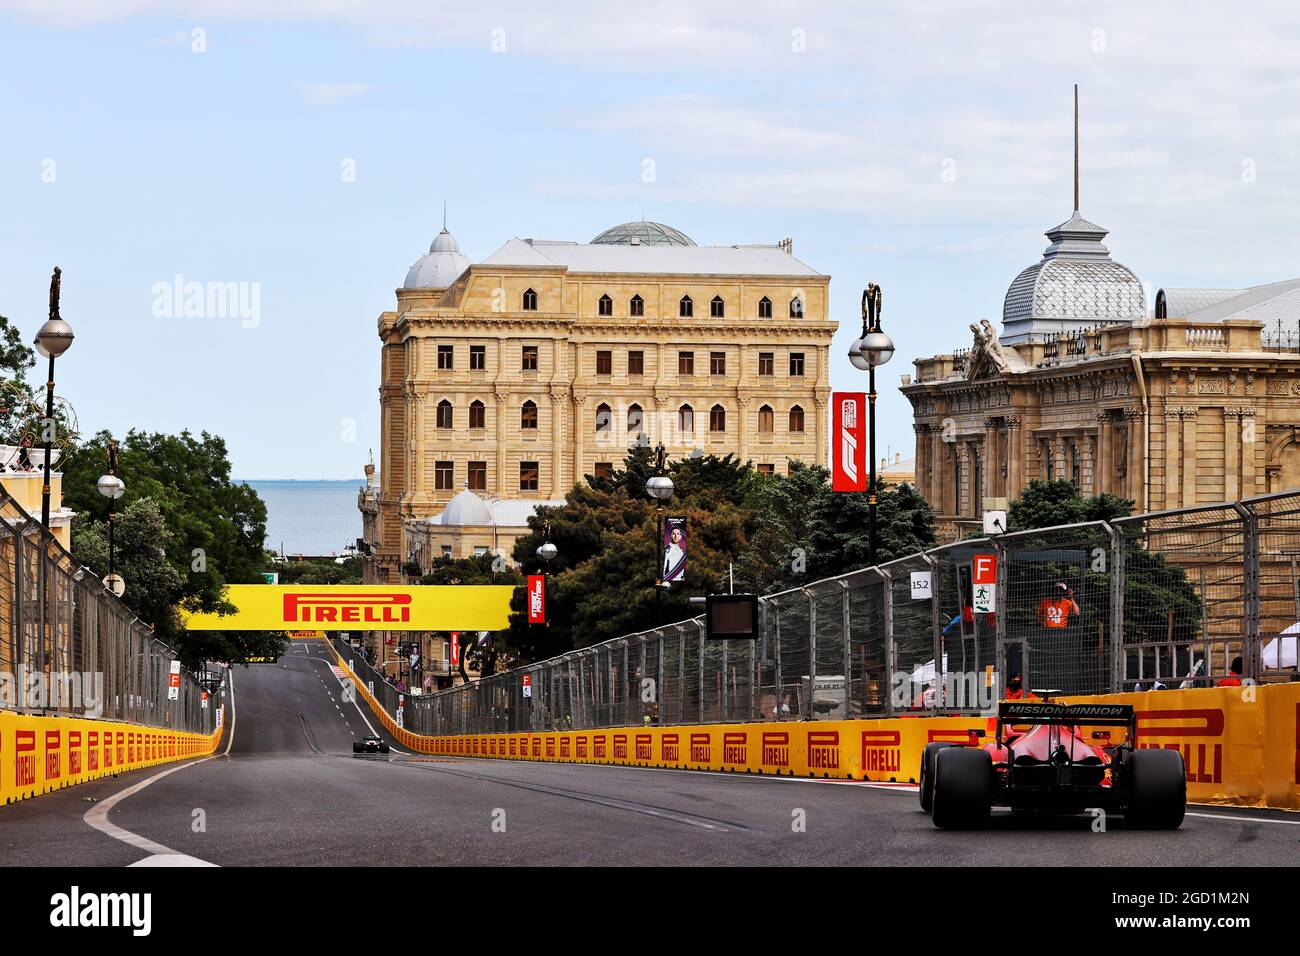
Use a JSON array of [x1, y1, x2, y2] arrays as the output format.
[[352, 734, 390, 755], [919, 701, 1185, 830]]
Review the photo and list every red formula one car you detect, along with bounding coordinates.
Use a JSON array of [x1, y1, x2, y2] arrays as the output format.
[[919, 701, 1185, 830]]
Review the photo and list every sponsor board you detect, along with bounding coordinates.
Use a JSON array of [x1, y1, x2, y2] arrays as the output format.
[[182, 584, 514, 632]]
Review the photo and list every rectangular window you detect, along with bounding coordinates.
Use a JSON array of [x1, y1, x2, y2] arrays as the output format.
[[628, 350, 644, 375], [789, 352, 805, 376], [710, 351, 726, 376], [678, 351, 694, 376], [596, 350, 612, 375], [469, 403, 485, 429], [519, 461, 539, 491], [473, 546, 489, 556], [522, 345, 538, 371], [470, 345, 486, 371], [468, 461, 487, 491], [434, 461, 454, 490], [441, 545, 453, 559], [437, 345, 454, 370], [758, 352, 774, 376], [757, 463, 774, 476], [594, 462, 614, 479]]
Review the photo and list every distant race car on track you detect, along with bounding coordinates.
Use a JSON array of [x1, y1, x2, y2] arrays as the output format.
[[352, 734, 390, 756], [919, 701, 1185, 830]]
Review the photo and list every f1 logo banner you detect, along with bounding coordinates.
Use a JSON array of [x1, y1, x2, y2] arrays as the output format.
[[527, 574, 546, 624], [832, 392, 867, 492]]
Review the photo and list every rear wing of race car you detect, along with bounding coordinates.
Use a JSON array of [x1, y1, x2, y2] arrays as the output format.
[[998, 701, 1134, 725], [997, 702, 1135, 743]]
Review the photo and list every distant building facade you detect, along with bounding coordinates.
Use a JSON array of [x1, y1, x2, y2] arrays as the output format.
[[363, 219, 835, 582], [904, 204, 1300, 540]]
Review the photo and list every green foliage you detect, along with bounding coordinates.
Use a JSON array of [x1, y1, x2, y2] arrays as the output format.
[[275, 554, 364, 586], [1008, 479, 1133, 531], [502, 446, 937, 662], [62, 429, 281, 669]]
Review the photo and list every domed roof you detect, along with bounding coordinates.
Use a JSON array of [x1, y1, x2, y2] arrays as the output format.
[[404, 227, 471, 290], [590, 220, 695, 247], [437, 486, 492, 527], [1001, 210, 1144, 342]]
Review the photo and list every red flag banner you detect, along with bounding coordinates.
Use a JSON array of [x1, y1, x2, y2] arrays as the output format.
[[832, 392, 867, 492]]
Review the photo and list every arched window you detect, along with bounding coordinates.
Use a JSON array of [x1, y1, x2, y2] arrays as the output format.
[[469, 400, 485, 429], [630, 294, 644, 317], [710, 295, 725, 318], [522, 288, 538, 311], [789, 295, 804, 318], [679, 295, 693, 318], [678, 404, 694, 434], [595, 403, 611, 433], [520, 400, 538, 430], [598, 293, 612, 316], [758, 405, 774, 433], [627, 403, 644, 435], [436, 399, 453, 429], [710, 404, 726, 432], [789, 405, 805, 433], [758, 296, 772, 319]]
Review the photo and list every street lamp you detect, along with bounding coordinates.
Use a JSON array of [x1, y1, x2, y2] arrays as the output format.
[[34, 267, 74, 529], [97, 466, 126, 597], [645, 443, 674, 626], [847, 282, 894, 565], [535, 535, 557, 628]]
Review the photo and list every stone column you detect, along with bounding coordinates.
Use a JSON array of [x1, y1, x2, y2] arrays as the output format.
[[1181, 406, 1198, 507], [1240, 408, 1258, 496], [956, 443, 971, 517], [1124, 409, 1143, 510], [737, 395, 750, 465], [1094, 411, 1110, 496], [494, 387, 510, 497], [930, 423, 944, 507], [913, 423, 928, 499], [1223, 408, 1240, 502], [814, 394, 830, 469], [572, 391, 589, 489], [983, 417, 1000, 498], [550, 386, 567, 498], [1005, 417, 1023, 500], [1163, 407, 1182, 509]]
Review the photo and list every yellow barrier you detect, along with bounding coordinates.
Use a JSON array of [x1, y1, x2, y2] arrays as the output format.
[[325, 643, 1300, 809], [0, 710, 222, 806]]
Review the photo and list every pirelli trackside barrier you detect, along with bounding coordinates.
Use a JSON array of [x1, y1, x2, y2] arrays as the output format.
[[327, 642, 1299, 809], [0, 711, 222, 806]]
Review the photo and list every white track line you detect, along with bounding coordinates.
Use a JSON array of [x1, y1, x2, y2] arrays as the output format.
[[82, 668, 237, 867], [307, 643, 409, 755]]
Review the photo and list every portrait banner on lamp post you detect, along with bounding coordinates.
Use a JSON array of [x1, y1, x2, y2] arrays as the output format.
[[662, 517, 688, 586]]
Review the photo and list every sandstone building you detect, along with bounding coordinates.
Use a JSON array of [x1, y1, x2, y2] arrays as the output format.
[[361, 219, 836, 582]]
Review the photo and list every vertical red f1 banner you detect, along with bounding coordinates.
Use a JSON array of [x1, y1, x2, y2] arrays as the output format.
[[450, 632, 460, 669], [527, 574, 546, 624], [832, 392, 867, 492]]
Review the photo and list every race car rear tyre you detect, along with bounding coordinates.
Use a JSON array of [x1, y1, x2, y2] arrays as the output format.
[[380, 743, 390, 754], [1125, 748, 1186, 829], [931, 747, 993, 829], [919, 743, 958, 813], [352, 742, 362, 754]]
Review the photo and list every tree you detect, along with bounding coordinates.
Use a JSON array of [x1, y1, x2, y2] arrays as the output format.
[[61, 429, 282, 669], [1008, 479, 1132, 531], [418, 553, 522, 679], [805, 480, 938, 580], [276, 554, 364, 586]]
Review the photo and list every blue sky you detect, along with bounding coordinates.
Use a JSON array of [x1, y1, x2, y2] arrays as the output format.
[[2, 2, 1298, 479]]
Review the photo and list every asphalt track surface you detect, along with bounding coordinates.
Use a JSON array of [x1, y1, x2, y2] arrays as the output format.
[[1, 641, 1296, 866]]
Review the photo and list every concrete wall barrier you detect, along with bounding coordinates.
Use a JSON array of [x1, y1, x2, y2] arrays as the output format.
[[0, 710, 222, 806]]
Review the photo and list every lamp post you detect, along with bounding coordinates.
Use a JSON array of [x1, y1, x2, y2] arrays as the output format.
[[535, 533, 557, 628], [34, 267, 75, 529], [96, 464, 126, 597], [848, 282, 894, 565], [645, 442, 674, 626]]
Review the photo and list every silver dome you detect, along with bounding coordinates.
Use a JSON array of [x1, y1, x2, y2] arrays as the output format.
[[1001, 210, 1144, 343], [590, 221, 695, 247], [437, 487, 492, 527], [404, 227, 471, 290]]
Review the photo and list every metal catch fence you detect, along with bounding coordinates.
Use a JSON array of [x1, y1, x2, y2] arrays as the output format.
[[340, 489, 1300, 735], [0, 485, 213, 733]]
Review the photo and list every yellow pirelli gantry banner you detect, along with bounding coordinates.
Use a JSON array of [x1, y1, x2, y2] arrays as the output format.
[[182, 584, 515, 631]]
